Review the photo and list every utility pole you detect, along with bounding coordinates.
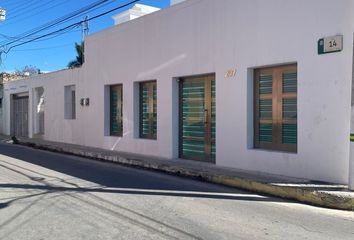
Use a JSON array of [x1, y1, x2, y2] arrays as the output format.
[[80, 16, 89, 64], [0, 7, 5, 65], [81, 16, 89, 42], [0, 7, 5, 21]]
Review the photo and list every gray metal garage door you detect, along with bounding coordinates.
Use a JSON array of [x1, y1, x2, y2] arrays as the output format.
[[12, 95, 29, 137]]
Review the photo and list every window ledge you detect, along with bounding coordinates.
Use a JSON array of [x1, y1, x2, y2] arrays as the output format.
[[249, 148, 298, 155]]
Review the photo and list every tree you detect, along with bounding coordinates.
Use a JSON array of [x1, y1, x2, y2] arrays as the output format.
[[15, 65, 41, 76], [68, 42, 84, 68]]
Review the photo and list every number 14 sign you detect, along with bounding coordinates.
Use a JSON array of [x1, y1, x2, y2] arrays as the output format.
[[318, 35, 343, 55]]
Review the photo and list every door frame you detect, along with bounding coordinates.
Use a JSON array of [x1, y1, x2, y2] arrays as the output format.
[[11, 92, 29, 137], [178, 73, 215, 163]]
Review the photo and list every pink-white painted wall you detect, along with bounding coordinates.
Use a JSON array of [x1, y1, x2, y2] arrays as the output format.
[[2, 0, 354, 184]]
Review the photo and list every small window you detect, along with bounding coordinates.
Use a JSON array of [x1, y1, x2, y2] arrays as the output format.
[[110, 84, 123, 136], [139, 81, 157, 139], [64, 85, 76, 119], [254, 64, 297, 152]]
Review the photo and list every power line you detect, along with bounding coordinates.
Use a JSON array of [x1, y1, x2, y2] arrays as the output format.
[[0, 0, 122, 48], [0, 33, 17, 40], [0, 0, 111, 46], [0, 0, 109, 45], [12, 43, 74, 52], [2, 0, 140, 54], [4, 0, 42, 18], [0, 0, 115, 42], [1, 0, 69, 27], [3, 0, 64, 23], [0, 33, 52, 43], [0, 27, 80, 43], [0, 2, 70, 31], [1, 24, 80, 54], [0, 0, 32, 10], [0, 30, 78, 43]]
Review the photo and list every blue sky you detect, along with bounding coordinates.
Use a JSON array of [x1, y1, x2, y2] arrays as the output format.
[[0, 0, 170, 72]]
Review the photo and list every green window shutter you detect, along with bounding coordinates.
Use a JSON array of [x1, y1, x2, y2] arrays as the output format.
[[153, 84, 157, 137], [282, 71, 297, 146], [282, 98, 297, 119], [141, 84, 150, 137], [260, 75, 273, 94], [211, 79, 216, 161], [110, 85, 123, 136], [259, 123, 273, 143], [140, 81, 157, 139], [258, 74, 273, 144], [260, 99, 272, 119], [282, 123, 297, 144], [255, 65, 297, 152], [283, 72, 297, 93]]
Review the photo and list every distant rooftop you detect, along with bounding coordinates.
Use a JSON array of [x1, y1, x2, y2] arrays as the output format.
[[170, 0, 186, 5], [112, 4, 160, 25], [0, 72, 30, 83]]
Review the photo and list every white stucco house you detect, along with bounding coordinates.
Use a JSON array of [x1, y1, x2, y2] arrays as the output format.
[[1, 0, 354, 186]]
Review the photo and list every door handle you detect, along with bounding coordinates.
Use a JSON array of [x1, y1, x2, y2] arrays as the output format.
[[204, 109, 208, 125]]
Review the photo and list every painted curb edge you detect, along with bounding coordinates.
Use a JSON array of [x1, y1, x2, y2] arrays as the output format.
[[16, 140, 354, 211]]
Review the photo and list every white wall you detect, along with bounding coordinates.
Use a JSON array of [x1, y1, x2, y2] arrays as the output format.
[[112, 4, 160, 25], [3, 0, 354, 184], [170, 0, 186, 5], [0, 107, 2, 134], [0, 83, 3, 134], [349, 34, 354, 189], [2, 68, 82, 143]]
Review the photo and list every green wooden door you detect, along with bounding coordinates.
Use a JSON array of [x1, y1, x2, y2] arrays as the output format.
[[140, 81, 157, 139], [110, 85, 123, 136], [179, 75, 215, 163]]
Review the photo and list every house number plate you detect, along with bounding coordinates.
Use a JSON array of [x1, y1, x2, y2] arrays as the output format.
[[318, 35, 343, 55]]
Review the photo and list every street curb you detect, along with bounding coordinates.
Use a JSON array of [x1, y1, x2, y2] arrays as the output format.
[[16, 140, 354, 211], [210, 176, 354, 211]]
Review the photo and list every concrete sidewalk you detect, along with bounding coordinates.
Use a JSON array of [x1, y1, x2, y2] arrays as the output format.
[[1, 134, 354, 210]]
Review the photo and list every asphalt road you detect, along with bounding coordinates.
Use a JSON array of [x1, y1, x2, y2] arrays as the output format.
[[0, 143, 353, 240]]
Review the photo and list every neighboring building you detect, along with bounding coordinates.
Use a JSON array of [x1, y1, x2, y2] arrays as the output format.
[[170, 0, 186, 5], [1, 0, 354, 185], [0, 80, 3, 133], [112, 4, 160, 25], [0, 72, 28, 134], [0, 72, 28, 83]]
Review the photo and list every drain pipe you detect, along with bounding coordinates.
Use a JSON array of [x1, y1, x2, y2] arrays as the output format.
[[350, 35, 354, 190], [350, 112, 354, 190]]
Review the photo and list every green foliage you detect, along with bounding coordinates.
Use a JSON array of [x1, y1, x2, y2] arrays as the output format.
[[68, 42, 84, 68], [15, 65, 41, 76]]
